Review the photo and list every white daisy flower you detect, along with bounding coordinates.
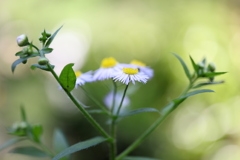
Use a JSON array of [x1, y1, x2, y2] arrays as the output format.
[[75, 71, 93, 87], [113, 66, 149, 85], [130, 60, 154, 79], [93, 57, 120, 81]]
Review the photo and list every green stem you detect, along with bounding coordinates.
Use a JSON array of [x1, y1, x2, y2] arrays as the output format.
[[116, 81, 195, 160], [116, 84, 129, 116], [111, 80, 117, 114], [47, 63, 111, 139], [109, 80, 118, 160]]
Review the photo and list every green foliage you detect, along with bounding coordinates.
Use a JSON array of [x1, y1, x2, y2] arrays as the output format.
[[53, 129, 69, 160], [59, 63, 76, 92], [122, 156, 160, 160], [52, 137, 107, 160], [10, 146, 49, 157]]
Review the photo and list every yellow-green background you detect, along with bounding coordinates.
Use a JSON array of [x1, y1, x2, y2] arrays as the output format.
[[0, 0, 239, 159]]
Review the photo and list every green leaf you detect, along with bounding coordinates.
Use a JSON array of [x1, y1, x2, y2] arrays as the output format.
[[15, 51, 23, 56], [53, 129, 69, 158], [172, 53, 191, 81], [0, 138, 26, 151], [52, 136, 107, 160], [201, 72, 227, 78], [11, 58, 29, 73], [20, 105, 27, 122], [45, 25, 63, 48], [10, 146, 50, 157], [31, 125, 43, 143], [119, 108, 160, 117], [59, 63, 76, 92], [123, 156, 160, 160], [31, 64, 55, 71], [40, 47, 53, 54], [190, 56, 199, 73], [193, 81, 225, 88], [182, 89, 214, 99]]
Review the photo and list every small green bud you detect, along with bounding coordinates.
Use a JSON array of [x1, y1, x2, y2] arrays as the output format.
[[42, 30, 51, 38], [38, 57, 49, 65], [16, 34, 29, 47], [208, 62, 216, 72]]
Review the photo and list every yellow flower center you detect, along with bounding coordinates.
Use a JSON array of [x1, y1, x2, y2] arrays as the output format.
[[101, 57, 117, 68], [123, 68, 138, 75], [130, 60, 146, 67], [75, 71, 82, 77]]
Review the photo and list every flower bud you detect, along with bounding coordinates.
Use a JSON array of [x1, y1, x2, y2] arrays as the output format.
[[16, 34, 29, 47], [208, 62, 216, 72], [38, 57, 49, 65]]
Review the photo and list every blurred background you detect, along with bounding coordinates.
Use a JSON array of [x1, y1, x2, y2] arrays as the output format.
[[0, 0, 239, 159]]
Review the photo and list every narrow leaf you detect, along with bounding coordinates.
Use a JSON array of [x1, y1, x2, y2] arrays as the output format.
[[193, 81, 224, 88], [45, 25, 63, 47], [53, 129, 69, 155], [15, 51, 23, 56], [123, 156, 160, 160], [10, 146, 49, 157], [31, 64, 55, 71], [11, 58, 29, 73], [52, 136, 107, 160], [201, 72, 227, 78], [172, 53, 191, 81], [189, 56, 198, 73], [181, 89, 214, 99], [59, 63, 76, 92], [41, 47, 53, 54], [0, 138, 26, 151], [119, 108, 160, 117], [20, 105, 27, 122]]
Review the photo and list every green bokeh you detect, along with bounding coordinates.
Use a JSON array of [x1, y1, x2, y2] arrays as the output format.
[[0, 0, 239, 160]]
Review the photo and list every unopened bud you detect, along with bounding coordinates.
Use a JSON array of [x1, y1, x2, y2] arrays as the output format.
[[38, 57, 49, 65], [208, 62, 216, 72], [16, 34, 29, 47]]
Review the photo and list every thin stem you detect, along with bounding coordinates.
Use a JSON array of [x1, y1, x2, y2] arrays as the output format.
[[47, 63, 111, 139], [116, 80, 196, 160], [109, 80, 118, 160], [116, 84, 129, 116], [111, 80, 117, 114]]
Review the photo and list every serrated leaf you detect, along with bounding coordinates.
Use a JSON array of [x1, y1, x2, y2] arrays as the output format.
[[52, 136, 107, 160], [123, 156, 160, 160], [193, 81, 225, 88], [119, 108, 160, 117], [11, 58, 29, 73], [172, 53, 191, 81], [59, 63, 76, 92], [31, 64, 55, 71], [0, 138, 26, 151], [53, 129, 69, 157], [45, 25, 63, 48], [10, 146, 49, 157], [201, 72, 227, 78], [41, 47, 53, 54]]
